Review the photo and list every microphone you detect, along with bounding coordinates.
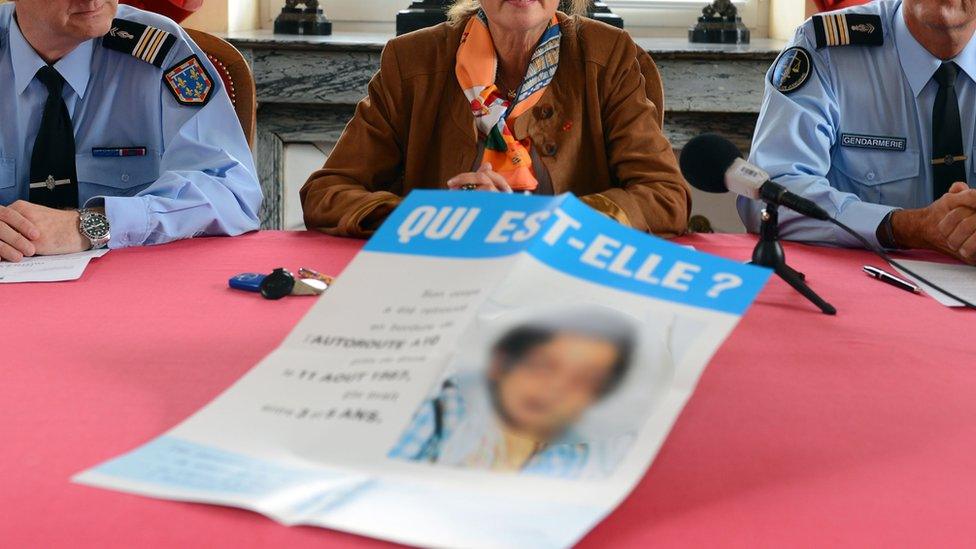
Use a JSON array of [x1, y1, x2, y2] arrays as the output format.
[[679, 134, 831, 221], [677, 133, 976, 310]]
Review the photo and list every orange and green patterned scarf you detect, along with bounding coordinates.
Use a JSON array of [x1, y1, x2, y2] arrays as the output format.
[[456, 11, 561, 192]]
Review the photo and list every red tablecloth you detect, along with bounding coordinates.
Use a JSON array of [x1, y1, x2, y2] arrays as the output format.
[[2, 231, 974, 547]]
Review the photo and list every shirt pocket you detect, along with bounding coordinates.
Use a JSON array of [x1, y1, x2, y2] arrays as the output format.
[[834, 148, 919, 204], [75, 151, 160, 196], [0, 157, 15, 189]]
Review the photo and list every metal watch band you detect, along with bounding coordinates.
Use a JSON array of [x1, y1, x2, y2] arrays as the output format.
[[79, 208, 111, 250]]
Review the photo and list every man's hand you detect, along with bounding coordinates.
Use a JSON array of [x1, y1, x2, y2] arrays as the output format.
[[447, 163, 513, 193], [7, 201, 89, 257], [939, 203, 976, 263], [0, 204, 40, 262], [892, 182, 976, 263]]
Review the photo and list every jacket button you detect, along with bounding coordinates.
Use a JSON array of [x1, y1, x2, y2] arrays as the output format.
[[534, 105, 554, 120], [543, 142, 558, 156]]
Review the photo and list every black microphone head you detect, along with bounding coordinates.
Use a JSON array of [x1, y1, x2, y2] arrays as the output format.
[[679, 134, 744, 194]]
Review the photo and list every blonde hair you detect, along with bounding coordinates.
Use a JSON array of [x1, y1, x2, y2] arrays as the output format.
[[447, 0, 591, 24]]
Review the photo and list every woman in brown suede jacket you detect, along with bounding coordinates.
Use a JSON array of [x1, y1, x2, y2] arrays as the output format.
[[300, 0, 691, 238]]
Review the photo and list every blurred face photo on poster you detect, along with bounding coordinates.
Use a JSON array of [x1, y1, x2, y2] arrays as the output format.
[[490, 327, 625, 442], [389, 305, 675, 479]]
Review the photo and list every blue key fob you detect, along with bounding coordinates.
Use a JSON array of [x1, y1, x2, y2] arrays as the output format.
[[229, 273, 266, 292]]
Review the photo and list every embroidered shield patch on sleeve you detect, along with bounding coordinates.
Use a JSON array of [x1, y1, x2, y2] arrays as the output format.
[[163, 55, 214, 107], [770, 47, 812, 95]]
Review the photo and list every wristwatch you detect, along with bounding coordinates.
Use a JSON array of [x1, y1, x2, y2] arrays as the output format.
[[79, 208, 111, 249], [876, 210, 901, 250]]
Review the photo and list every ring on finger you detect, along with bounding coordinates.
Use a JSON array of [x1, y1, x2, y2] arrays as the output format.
[[459, 183, 479, 191]]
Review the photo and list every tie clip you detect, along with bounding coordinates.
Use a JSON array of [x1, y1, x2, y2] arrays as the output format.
[[29, 176, 72, 191], [92, 147, 147, 158], [931, 154, 967, 166]]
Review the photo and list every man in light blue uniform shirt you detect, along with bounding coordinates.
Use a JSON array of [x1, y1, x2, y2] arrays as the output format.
[[742, 0, 976, 263], [0, 0, 261, 261]]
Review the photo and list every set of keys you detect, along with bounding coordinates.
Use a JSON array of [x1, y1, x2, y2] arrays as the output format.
[[229, 267, 335, 300]]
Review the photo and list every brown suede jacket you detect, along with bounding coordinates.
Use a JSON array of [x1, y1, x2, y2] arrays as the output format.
[[301, 13, 691, 238]]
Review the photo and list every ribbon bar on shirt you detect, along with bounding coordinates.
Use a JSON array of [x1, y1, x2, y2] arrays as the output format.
[[92, 147, 148, 157]]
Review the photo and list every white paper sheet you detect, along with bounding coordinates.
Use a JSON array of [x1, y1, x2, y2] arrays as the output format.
[[75, 192, 771, 548], [893, 259, 976, 307], [0, 249, 108, 283]]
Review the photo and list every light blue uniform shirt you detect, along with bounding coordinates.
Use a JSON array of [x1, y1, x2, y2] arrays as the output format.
[[0, 4, 262, 248], [740, 0, 976, 248]]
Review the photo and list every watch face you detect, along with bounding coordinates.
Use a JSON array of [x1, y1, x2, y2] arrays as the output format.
[[82, 212, 110, 240]]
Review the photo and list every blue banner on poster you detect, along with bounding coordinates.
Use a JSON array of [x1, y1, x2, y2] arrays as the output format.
[[365, 191, 770, 315]]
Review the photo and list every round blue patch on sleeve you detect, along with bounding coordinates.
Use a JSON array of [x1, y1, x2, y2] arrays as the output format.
[[770, 47, 812, 95]]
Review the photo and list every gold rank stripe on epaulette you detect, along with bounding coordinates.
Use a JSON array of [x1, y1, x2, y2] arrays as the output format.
[[132, 26, 171, 65], [102, 19, 177, 68], [812, 13, 883, 49], [818, 14, 849, 47]]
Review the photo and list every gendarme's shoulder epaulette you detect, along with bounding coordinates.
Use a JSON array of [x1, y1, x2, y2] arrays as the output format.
[[102, 19, 177, 68], [812, 13, 883, 49]]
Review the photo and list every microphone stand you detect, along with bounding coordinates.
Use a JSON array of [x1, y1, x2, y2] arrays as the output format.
[[751, 203, 837, 315]]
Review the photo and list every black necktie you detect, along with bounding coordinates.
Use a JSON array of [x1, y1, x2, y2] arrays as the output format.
[[931, 62, 967, 200], [28, 65, 79, 209]]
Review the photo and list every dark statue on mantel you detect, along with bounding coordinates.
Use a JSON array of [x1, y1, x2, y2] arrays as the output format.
[[689, 0, 749, 44], [396, 0, 623, 36], [274, 0, 333, 36]]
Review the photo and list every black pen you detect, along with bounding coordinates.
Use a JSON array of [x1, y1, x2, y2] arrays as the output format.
[[863, 265, 921, 294]]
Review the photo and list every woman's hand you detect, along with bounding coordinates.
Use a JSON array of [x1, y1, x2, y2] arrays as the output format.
[[447, 163, 512, 193]]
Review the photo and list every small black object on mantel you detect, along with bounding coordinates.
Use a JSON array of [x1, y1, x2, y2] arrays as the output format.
[[580, 2, 624, 29], [274, 0, 333, 36], [396, 0, 623, 36], [689, 0, 749, 44], [396, 0, 452, 36]]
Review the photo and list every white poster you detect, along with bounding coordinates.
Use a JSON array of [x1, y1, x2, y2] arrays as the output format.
[[76, 191, 770, 548]]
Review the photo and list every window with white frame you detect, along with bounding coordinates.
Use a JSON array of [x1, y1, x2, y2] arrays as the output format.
[[259, 0, 768, 37]]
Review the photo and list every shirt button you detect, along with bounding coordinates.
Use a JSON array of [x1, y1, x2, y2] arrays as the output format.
[[121, 174, 130, 183], [543, 142, 558, 156], [866, 172, 876, 181]]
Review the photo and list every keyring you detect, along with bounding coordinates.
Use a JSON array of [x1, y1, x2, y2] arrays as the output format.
[[260, 268, 295, 300]]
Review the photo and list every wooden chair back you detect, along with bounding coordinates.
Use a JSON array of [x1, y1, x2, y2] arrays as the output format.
[[185, 28, 257, 147]]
